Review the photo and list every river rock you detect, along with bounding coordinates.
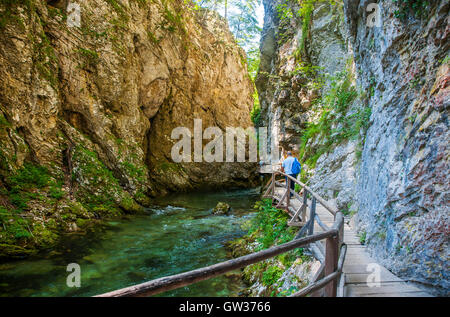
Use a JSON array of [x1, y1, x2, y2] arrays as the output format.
[[212, 202, 231, 215]]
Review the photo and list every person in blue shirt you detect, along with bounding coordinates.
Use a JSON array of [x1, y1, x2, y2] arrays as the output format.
[[281, 151, 301, 197]]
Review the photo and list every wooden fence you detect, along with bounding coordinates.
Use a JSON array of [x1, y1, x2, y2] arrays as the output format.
[[96, 171, 346, 297]]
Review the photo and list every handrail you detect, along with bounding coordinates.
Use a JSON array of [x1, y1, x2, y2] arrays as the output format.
[[96, 230, 337, 297], [97, 170, 346, 297], [289, 244, 347, 297], [270, 171, 337, 216]]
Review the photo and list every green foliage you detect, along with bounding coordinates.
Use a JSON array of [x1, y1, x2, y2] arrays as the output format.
[[76, 48, 100, 69], [441, 55, 450, 65], [228, 0, 262, 46], [8, 163, 51, 191], [120, 161, 146, 184], [297, 0, 315, 57], [105, 0, 129, 21], [71, 145, 142, 215], [160, 0, 186, 34], [4, 163, 64, 212], [250, 89, 261, 125], [298, 68, 371, 168], [261, 265, 284, 287], [289, 60, 325, 89], [358, 230, 367, 245], [393, 0, 430, 19], [292, 0, 337, 59], [0, 112, 11, 128], [249, 199, 297, 249], [276, 1, 294, 21], [71, 146, 122, 214], [34, 31, 59, 88]]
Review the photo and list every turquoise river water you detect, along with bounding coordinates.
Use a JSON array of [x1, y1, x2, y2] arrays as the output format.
[[0, 188, 261, 297]]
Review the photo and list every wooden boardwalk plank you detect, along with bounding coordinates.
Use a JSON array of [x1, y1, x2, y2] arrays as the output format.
[[272, 185, 431, 297]]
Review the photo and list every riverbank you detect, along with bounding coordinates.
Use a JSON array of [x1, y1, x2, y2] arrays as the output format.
[[226, 199, 319, 297], [0, 188, 260, 297]]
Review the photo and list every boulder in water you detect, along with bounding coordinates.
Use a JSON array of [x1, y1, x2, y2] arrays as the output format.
[[212, 202, 231, 215]]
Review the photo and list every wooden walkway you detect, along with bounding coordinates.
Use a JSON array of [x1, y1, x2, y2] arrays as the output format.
[[273, 186, 431, 297]]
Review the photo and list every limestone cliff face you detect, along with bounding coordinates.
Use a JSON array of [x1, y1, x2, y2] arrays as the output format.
[[257, 0, 449, 294], [0, 0, 256, 257]]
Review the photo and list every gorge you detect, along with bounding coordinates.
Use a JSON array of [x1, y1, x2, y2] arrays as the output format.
[[0, 0, 448, 297]]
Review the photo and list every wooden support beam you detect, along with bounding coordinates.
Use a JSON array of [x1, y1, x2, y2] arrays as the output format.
[[324, 235, 339, 297], [276, 188, 288, 209], [289, 203, 306, 224], [309, 197, 316, 235], [291, 244, 346, 298], [301, 189, 308, 222]]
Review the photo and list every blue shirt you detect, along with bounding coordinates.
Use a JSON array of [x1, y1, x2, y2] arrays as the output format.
[[282, 156, 300, 175]]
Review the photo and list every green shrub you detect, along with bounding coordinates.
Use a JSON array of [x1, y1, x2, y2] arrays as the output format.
[[250, 199, 297, 249], [393, 0, 430, 19], [297, 68, 371, 168], [358, 230, 367, 245], [261, 265, 284, 287]]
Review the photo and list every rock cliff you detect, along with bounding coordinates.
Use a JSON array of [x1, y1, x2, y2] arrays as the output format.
[[0, 0, 256, 257], [256, 0, 448, 294]]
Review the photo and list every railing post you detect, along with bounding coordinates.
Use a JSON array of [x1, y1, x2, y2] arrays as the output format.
[[301, 189, 308, 222], [324, 234, 339, 297], [309, 197, 316, 235], [339, 216, 344, 248], [271, 173, 275, 197], [286, 177, 291, 212]]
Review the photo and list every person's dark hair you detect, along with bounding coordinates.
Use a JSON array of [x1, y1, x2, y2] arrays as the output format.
[[287, 151, 292, 156]]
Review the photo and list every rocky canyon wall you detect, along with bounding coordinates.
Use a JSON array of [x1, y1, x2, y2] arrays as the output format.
[[0, 0, 256, 257], [257, 0, 448, 294]]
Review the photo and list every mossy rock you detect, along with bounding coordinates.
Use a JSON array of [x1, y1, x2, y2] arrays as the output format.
[[212, 202, 231, 215], [0, 243, 37, 258], [119, 195, 144, 213]]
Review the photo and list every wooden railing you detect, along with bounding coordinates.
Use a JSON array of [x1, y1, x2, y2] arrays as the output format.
[[96, 171, 346, 297]]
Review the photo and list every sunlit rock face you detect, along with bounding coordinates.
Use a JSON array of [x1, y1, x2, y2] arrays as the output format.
[[257, 0, 449, 294], [0, 0, 256, 256], [345, 0, 449, 294]]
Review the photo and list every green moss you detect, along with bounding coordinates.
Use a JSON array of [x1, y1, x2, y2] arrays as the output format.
[[76, 47, 100, 69], [120, 161, 146, 184], [0, 113, 11, 129], [157, 162, 183, 173], [75, 218, 88, 228], [31, 222, 58, 246], [261, 265, 284, 287], [29, 28, 59, 89], [71, 145, 143, 216], [0, 243, 36, 258], [0, 0, 32, 29], [105, 0, 129, 22], [147, 30, 161, 44]]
